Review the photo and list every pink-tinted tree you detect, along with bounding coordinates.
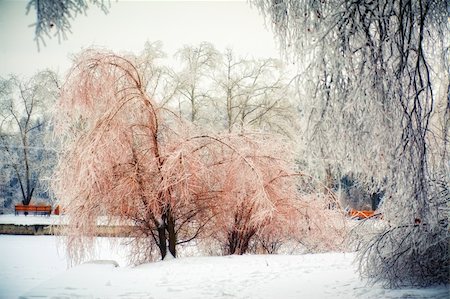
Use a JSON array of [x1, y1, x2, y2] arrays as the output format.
[[53, 49, 322, 264], [54, 50, 204, 262], [202, 133, 301, 255]]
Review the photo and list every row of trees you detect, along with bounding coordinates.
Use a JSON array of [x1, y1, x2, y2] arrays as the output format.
[[1, 43, 350, 264], [53, 50, 346, 264]]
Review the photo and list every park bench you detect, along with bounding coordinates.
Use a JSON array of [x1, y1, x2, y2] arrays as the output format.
[[15, 204, 52, 216], [347, 208, 375, 220]]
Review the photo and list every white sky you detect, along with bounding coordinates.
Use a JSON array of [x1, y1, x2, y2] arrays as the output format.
[[0, 0, 280, 78]]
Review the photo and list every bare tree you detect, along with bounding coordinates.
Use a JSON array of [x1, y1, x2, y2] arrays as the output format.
[[173, 42, 220, 123], [0, 71, 59, 206], [213, 49, 296, 135], [128, 41, 178, 105], [252, 0, 449, 287]]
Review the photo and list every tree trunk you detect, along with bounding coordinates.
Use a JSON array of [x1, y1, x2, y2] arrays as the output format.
[[227, 228, 255, 255], [21, 132, 33, 205], [157, 225, 167, 259], [158, 209, 177, 260], [167, 210, 177, 258], [227, 230, 238, 254]]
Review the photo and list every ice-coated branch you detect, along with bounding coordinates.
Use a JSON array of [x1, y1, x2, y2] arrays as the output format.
[[26, 0, 110, 49]]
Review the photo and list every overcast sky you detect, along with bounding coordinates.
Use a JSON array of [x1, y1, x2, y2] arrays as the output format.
[[0, 0, 280, 78]]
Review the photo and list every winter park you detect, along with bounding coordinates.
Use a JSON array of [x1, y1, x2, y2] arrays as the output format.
[[0, 1, 449, 298]]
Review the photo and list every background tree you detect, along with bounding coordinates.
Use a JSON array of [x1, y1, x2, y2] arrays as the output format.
[[173, 42, 220, 123], [252, 0, 449, 287], [212, 49, 296, 135], [128, 40, 179, 107], [0, 71, 59, 206], [162, 45, 297, 135]]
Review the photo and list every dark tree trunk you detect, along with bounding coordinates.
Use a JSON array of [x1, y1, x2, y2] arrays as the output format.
[[227, 228, 256, 255], [157, 208, 177, 260], [227, 230, 238, 255], [167, 210, 177, 258], [157, 225, 167, 259], [22, 187, 35, 206]]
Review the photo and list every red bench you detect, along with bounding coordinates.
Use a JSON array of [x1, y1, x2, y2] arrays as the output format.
[[15, 204, 52, 216]]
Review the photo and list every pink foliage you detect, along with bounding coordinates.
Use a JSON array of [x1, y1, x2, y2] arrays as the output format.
[[53, 49, 347, 265], [199, 134, 300, 254]]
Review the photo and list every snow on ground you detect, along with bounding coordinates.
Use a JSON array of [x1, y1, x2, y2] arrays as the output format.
[[0, 214, 60, 225], [0, 214, 127, 226], [0, 235, 128, 299], [0, 235, 448, 299]]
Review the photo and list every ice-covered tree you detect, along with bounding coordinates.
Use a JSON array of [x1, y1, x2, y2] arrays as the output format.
[[0, 71, 59, 206], [213, 49, 296, 135], [128, 41, 177, 105], [166, 46, 297, 135], [199, 133, 300, 255], [173, 42, 220, 123], [252, 0, 449, 287], [53, 49, 316, 264]]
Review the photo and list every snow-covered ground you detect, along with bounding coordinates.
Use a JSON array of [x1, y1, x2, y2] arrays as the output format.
[[0, 214, 60, 225], [0, 235, 448, 299], [0, 214, 127, 226], [0, 235, 127, 299]]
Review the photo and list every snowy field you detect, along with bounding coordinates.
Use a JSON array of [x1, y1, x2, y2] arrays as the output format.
[[1, 234, 448, 299], [0, 216, 448, 299]]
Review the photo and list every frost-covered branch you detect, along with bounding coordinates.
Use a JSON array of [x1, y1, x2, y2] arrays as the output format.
[[26, 0, 110, 49]]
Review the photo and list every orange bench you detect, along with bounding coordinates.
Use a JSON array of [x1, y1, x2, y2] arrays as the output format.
[[348, 208, 375, 219], [15, 204, 52, 216]]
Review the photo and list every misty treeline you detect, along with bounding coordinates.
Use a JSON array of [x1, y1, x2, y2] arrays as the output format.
[[252, 0, 449, 287]]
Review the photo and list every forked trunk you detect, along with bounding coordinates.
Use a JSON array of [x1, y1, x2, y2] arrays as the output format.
[[158, 209, 177, 260]]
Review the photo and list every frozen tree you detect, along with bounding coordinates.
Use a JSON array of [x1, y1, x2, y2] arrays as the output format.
[[252, 0, 449, 287], [53, 49, 196, 262], [127, 41, 179, 107], [168, 45, 297, 134], [213, 49, 296, 135], [26, 0, 110, 48], [173, 42, 220, 122], [200, 133, 300, 255], [53, 49, 325, 264], [0, 71, 59, 206]]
